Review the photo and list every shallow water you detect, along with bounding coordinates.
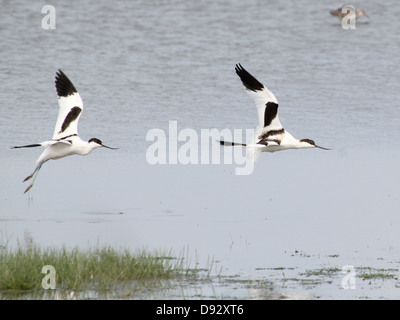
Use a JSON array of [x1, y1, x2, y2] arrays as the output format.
[[1, 0, 400, 299]]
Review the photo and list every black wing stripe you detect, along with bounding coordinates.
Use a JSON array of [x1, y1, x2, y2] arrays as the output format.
[[264, 102, 279, 127], [235, 64, 264, 92], [56, 134, 78, 141], [55, 69, 77, 97], [258, 128, 285, 140], [59, 106, 82, 133], [257, 139, 281, 146]]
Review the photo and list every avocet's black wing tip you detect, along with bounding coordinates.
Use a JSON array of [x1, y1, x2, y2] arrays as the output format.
[[235, 64, 264, 92], [55, 69, 77, 98]]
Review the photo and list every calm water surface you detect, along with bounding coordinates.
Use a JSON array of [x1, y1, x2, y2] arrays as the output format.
[[1, 0, 400, 299]]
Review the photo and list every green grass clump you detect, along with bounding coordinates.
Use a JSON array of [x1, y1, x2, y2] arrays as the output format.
[[357, 267, 397, 281], [300, 267, 342, 277], [0, 245, 185, 294]]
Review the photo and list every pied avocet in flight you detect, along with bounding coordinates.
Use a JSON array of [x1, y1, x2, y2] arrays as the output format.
[[220, 64, 329, 162], [13, 70, 117, 194]]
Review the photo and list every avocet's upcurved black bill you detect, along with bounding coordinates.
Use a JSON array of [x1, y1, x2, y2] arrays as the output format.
[[315, 145, 331, 150], [102, 145, 118, 150]]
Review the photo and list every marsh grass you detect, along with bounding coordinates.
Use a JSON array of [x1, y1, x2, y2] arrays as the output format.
[[357, 267, 398, 281], [0, 245, 193, 298]]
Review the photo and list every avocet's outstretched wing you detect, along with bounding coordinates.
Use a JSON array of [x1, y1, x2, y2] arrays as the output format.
[[235, 64, 283, 138], [52, 70, 83, 140]]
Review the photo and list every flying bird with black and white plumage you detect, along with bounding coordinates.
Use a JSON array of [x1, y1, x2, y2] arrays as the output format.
[[220, 64, 329, 162], [13, 70, 118, 193]]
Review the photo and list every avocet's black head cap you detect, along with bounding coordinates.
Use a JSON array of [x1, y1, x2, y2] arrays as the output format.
[[300, 138, 315, 146], [88, 138, 102, 145], [88, 138, 118, 150], [300, 139, 330, 150]]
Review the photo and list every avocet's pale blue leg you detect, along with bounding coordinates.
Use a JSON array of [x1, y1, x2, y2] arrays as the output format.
[[23, 160, 49, 194]]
